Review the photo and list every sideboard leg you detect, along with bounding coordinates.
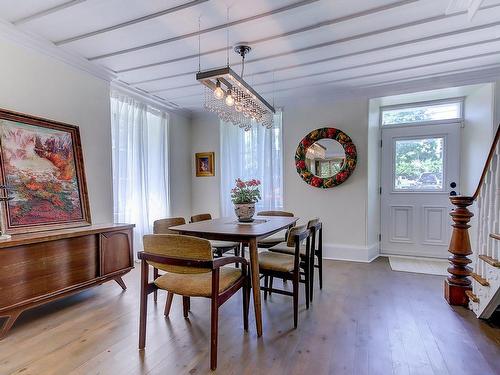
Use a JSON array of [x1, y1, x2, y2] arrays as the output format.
[[0, 310, 21, 340], [115, 276, 127, 291]]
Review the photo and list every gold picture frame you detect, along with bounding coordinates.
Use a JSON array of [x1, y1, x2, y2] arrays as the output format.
[[195, 152, 215, 177]]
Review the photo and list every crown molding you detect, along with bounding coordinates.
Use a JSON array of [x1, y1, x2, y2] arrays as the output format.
[[111, 81, 192, 118], [0, 18, 116, 82]]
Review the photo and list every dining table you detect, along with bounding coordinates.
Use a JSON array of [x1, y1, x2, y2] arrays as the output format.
[[169, 215, 298, 337]]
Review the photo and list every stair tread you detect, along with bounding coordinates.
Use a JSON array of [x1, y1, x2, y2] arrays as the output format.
[[470, 272, 490, 286], [490, 233, 500, 241], [478, 255, 500, 268], [465, 290, 479, 303]]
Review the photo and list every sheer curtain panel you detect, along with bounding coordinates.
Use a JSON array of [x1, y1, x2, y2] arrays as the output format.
[[111, 91, 170, 255], [220, 111, 283, 217]]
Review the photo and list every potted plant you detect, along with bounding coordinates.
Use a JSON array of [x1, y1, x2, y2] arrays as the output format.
[[231, 178, 261, 222]]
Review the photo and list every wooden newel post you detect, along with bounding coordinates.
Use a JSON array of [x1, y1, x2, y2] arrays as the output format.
[[444, 196, 474, 305]]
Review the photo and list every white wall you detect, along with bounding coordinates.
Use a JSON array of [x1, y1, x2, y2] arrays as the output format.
[[191, 111, 221, 218], [169, 111, 193, 219], [0, 38, 113, 223], [463, 83, 495, 195], [189, 96, 377, 262]]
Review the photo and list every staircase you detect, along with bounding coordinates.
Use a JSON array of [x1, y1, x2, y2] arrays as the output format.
[[445, 124, 500, 317]]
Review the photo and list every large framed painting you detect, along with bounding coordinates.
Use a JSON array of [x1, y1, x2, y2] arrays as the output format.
[[0, 109, 91, 234]]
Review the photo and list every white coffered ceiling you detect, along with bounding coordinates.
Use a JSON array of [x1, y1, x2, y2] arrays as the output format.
[[1, 0, 500, 111]]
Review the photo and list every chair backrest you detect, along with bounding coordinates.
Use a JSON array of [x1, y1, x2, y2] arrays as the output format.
[[307, 218, 320, 229], [257, 210, 294, 217], [143, 234, 213, 274], [153, 217, 186, 234], [286, 225, 308, 247], [190, 213, 212, 223]]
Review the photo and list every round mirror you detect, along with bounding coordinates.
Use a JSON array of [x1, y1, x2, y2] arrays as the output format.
[[295, 127, 357, 188], [305, 139, 346, 178]]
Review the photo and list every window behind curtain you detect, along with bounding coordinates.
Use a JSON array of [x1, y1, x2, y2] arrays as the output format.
[[220, 111, 283, 217], [110, 91, 170, 254]]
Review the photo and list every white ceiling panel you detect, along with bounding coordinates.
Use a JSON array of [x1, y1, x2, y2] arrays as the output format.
[[1, 0, 500, 110]]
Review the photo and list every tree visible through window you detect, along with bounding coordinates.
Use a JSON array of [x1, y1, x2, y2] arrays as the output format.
[[394, 137, 444, 191]]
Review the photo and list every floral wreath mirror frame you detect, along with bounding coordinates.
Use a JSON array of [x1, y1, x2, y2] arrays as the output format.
[[295, 127, 357, 188]]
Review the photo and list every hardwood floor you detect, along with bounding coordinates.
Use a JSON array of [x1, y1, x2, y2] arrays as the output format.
[[1, 257, 499, 375]]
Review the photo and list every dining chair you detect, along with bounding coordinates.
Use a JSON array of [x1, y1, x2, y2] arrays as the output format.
[[138, 234, 250, 371], [152, 217, 186, 315], [190, 213, 241, 259], [258, 225, 311, 328], [267, 218, 321, 302], [256, 210, 295, 249]]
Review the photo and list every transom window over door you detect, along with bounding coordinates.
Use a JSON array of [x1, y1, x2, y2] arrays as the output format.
[[381, 98, 463, 126]]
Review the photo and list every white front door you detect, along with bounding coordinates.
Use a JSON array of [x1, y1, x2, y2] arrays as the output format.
[[380, 123, 461, 258]]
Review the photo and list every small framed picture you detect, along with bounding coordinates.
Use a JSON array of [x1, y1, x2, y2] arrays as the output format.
[[195, 152, 215, 177]]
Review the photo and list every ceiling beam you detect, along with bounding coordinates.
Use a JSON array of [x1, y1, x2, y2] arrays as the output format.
[[116, 0, 420, 73], [55, 0, 210, 46], [13, 0, 88, 25], [356, 62, 500, 89], [165, 50, 500, 102], [148, 35, 500, 93], [127, 10, 500, 87], [88, 0, 321, 61]]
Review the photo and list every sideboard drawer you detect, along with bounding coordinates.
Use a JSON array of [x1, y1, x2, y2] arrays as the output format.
[[99, 230, 133, 276]]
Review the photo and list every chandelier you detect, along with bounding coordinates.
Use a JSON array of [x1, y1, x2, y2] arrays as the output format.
[[196, 45, 275, 131]]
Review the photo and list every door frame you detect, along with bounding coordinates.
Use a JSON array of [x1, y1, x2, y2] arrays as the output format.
[[377, 97, 464, 256]]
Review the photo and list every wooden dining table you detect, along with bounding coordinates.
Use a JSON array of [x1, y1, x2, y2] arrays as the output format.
[[170, 215, 298, 337]]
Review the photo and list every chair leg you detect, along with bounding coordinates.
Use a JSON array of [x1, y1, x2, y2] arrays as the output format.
[[242, 278, 249, 331], [164, 292, 174, 317], [183, 296, 190, 318], [264, 275, 269, 300], [310, 256, 315, 302], [304, 260, 310, 310], [153, 268, 159, 303], [318, 252, 323, 290], [139, 260, 149, 349], [269, 276, 273, 296], [293, 273, 299, 329]]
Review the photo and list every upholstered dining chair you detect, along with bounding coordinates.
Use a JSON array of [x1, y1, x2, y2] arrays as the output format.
[[152, 217, 186, 315], [268, 218, 322, 302], [258, 225, 311, 328], [190, 213, 241, 259], [138, 234, 250, 371]]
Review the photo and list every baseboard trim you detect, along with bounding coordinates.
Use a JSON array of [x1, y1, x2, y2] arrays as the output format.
[[323, 243, 379, 263]]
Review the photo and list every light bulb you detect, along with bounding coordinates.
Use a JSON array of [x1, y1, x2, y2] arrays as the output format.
[[235, 102, 242, 112], [225, 90, 235, 106], [213, 80, 224, 100]]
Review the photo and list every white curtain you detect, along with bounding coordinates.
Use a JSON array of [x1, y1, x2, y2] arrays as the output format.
[[110, 91, 170, 255], [220, 111, 283, 217]]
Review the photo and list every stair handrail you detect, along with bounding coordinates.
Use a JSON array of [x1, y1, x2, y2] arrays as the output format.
[[444, 123, 500, 306]]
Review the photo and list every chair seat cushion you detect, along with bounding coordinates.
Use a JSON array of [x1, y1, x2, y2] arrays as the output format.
[[210, 240, 239, 248], [258, 251, 294, 272], [259, 232, 286, 244], [154, 267, 242, 297], [268, 242, 307, 256]]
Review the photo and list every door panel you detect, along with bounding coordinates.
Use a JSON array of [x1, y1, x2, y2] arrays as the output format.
[[381, 123, 460, 258]]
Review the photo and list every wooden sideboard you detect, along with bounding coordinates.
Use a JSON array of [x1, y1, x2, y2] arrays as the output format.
[[0, 223, 134, 339]]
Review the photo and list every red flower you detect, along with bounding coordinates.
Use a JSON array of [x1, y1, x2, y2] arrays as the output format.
[[344, 143, 356, 156], [311, 177, 323, 187], [296, 160, 306, 169], [301, 138, 312, 148], [326, 128, 337, 139]]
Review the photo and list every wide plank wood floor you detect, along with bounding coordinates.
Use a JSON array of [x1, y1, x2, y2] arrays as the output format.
[[1, 257, 499, 375]]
